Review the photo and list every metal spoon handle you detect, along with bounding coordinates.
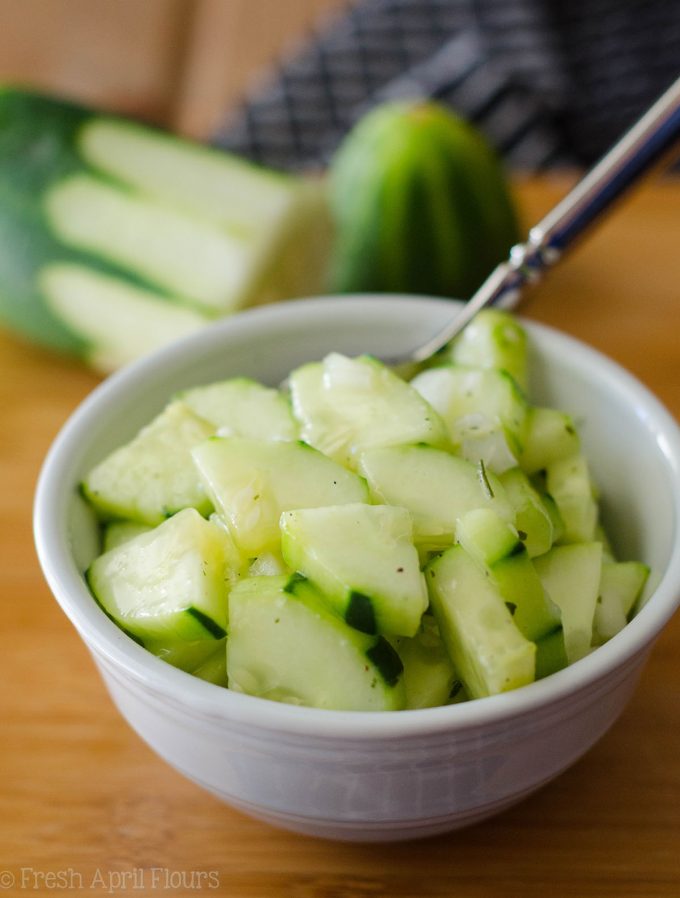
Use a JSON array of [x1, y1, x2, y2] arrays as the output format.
[[410, 75, 680, 363]]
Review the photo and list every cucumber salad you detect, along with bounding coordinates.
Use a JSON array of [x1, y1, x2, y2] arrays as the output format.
[[81, 310, 649, 711]]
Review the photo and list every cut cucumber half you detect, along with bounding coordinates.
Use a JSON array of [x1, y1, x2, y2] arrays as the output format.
[[0, 89, 332, 370], [426, 545, 536, 699], [498, 466, 554, 557], [82, 400, 214, 525], [192, 437, 368, 556], [534, 542, 603, 663], [411, 365, 528, 472], [280, 504, 427, 637], [226, 574, 405, 711], [358, 444, 514, 551], [445, 308, 528, 389], [390, 615, 462, 709], [87, 509, 231, 647], [519, 407, 580, 474], [178, 377, 298, 441], [289, 353, 449, 468], [191, 640, 228, 687]]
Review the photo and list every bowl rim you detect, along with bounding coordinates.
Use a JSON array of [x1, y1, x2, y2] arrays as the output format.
[[34, 294, 680, 739]]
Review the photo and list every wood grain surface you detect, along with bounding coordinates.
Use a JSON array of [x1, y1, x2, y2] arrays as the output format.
[[1, 178, 679, 897]]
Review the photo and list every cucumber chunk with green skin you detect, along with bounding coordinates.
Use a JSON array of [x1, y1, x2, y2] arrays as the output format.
[[426, 545, 536, 699], [490, 547, 563, 643], [82, 400, 214, 525], [192, 437, 369, 556], [411, 365, 528, 473], [593, 561, 650, 643], [445, 309, 528, 390], [534, 543, 603, 663], [191, 640, 228, 687], [499, 467, 554, 557], [390, 615, 462, 709], [102, 521, 152, 553], [280, 504, 427, 637], [535, 629, 569, 680], [358, 445, 514, 551], [519, 407, 580, 474], [0, 89, 332, 369], [455, 507, 520, 567], [289, 353, 450, 469], [147, 636, 227, 676], [547, 454, 599, 544], [455, 507, 564, 645], [87, 509, 231, 647], [227, 575, 405, 711], [178, 378, 298, 441]]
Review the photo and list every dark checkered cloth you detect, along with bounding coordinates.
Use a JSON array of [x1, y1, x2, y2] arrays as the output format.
[[213, 0, 679, 172]]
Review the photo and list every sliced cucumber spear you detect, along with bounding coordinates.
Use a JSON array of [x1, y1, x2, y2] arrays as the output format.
[[0, 88, 331, 370]]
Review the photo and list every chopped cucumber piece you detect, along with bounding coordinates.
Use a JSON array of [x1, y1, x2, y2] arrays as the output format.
[[178, 378, 298, 441], [390, 615, 462, 709], [455, 507, 520, 567], [192, 437, 368, 556], [593, 561, 650, 643], [446, 309, 528, 389], [248, 551, 289, 577], [411, 365, 528, 472], [455, 507, 564, 648], [426, 545, 536, 699], [519, 407, 580, 474], [595, 522, 617, 562], [534, 543, 603, 663], [227, 575, 405, 711], [289, 353, 449, 468], [191, 640, 228, 687], [499, 467, 554, 557], [547, 454, 599, 543], [280, 504, 427, 637], [358, 445, 514, 551], [535, 629, 569, 680], [82, 400, 214, 525], [490, 546, 563, 644], [87, 509, 231, 647], [148, 636, 227, 676], [102, 521, 152, 553]]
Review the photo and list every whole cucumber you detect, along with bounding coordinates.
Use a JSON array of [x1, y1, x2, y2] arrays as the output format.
[[328, 101, 519, 299]]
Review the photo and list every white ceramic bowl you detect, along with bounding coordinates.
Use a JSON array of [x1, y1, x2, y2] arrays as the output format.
[[34, 296, 680, 842]]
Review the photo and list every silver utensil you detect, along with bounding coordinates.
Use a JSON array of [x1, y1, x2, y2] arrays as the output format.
[[389, 74, 680, 368]]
